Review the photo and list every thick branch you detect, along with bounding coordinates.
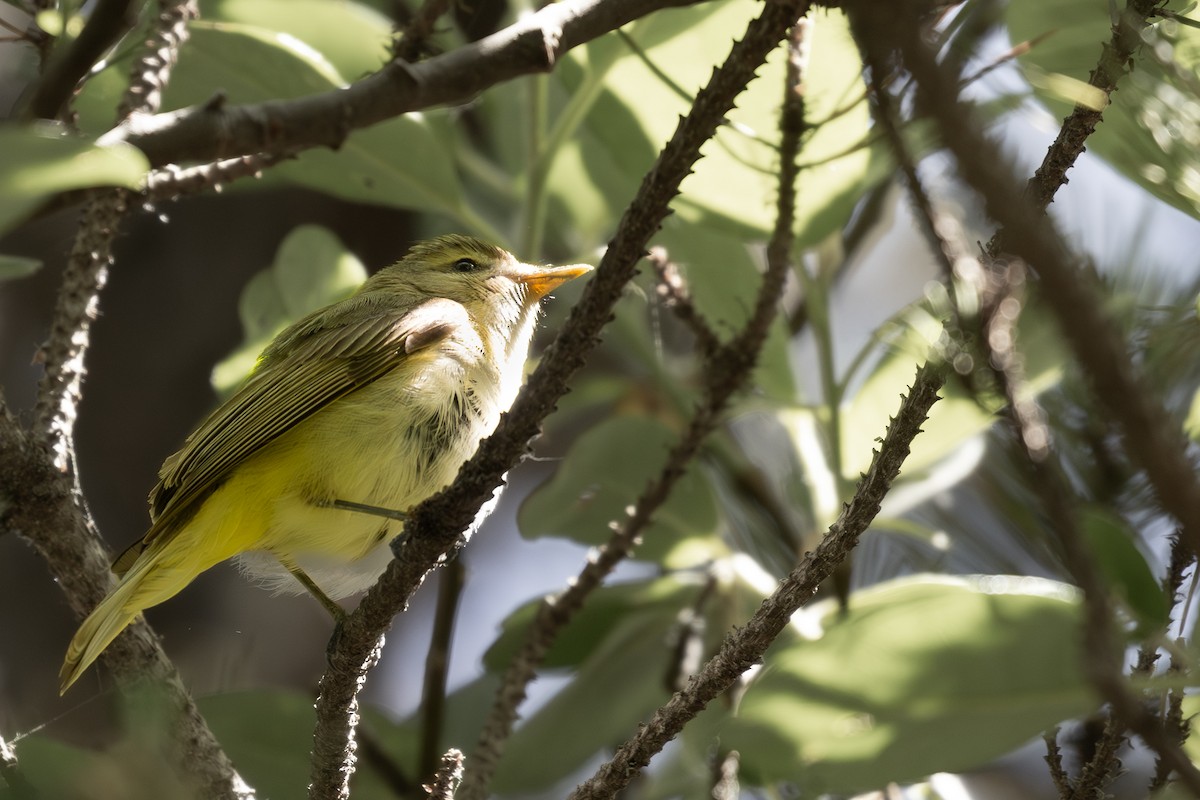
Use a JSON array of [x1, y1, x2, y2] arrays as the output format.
[[307, 0, 813, 795], [568, 361, 945, 799], [110, 0, 702, 168]]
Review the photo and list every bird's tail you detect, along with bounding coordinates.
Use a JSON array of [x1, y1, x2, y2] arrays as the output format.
[[59, 543, 192, 694]]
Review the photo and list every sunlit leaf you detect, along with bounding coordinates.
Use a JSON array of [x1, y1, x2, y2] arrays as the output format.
[[0, 124, 147, 235], [1009, 0, 1200, 219], [725, 574, 1092, 793]]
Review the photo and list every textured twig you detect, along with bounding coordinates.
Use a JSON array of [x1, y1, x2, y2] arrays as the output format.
[[646, 247, 722, 360], [20, 0, 140, 121], [568, 361, 945, 800], [455, 16, 811, 799], [109, 0, 704, 168], [0, 418, 252, 798], [32, 193, 126, 465], [307, 1, 813, 796], [997, 0, 1167, 220], [889, 0, 1200, 568], [423, 749, 464, 800], [118, 0, 197, 119], [17, 4, 250, 797], [1044, 729, 1072, 798], [419, 559, 464, 782], [393, 0, 454, 62], [145, 153, 289, 201]]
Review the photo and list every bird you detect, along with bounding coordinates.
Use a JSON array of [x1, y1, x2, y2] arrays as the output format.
[[59, 234, 592, 692]]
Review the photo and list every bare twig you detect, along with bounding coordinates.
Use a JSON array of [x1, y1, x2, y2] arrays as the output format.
[[423, 749, 464, 800], [145, 153, 289, 201], [1045, 729, 1072, 798], [456, 15, 812, 798], [888, 0, 1200, 569], [118, 0, 198, 119], [21, 0, 140, 121], [307, 1, 815, 796], [419, 559, 465, 782], [15, 4, 250, 797], [568, 361, 945, 800], [393, 0, 454, 62], [1002, 0, 1166, 218], [646, 247, 722, 359], [32, 192, 127, 464]]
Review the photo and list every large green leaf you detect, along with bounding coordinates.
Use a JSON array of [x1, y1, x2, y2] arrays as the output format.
[[210, 224, 367, 392], [491, 610, 678, 793], [201, 0, 393, 80], [1009, 0, 1200, 219], [725, 574, 1092, 793], [554, 2, 873, 242], [518, 414, 724, 567], [75, 19, 467, 221], [0, 124, 147, 235]]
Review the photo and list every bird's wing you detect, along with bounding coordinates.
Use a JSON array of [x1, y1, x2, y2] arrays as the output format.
[[112, 295, 467, 576]]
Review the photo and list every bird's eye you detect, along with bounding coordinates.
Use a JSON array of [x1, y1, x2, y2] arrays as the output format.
[[453, 258, 480, 273]]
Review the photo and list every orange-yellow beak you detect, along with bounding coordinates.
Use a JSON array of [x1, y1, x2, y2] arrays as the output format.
[[512, 262, 593, 301]]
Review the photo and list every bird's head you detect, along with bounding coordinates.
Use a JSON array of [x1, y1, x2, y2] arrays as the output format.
[[369, 235, 592, 329]]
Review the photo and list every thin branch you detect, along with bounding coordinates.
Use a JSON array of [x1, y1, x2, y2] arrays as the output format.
[[307, 0, 814, 796], [419, 559, 465, 782], [1003, 0, 1166, 218], [108, 0, 706, 169], [456, 15, 811, 798], [393, 0, 454, 63], [118, 0, 198, 120], [21, 0, 141, 121], [32, 192, 127, 463], [888, 0, 1200, 569], [1044, 729, 1072, 799], [647, 247, 722, 360], [15, 4, 250, 797], [423, 749, 464, 800], [567, 361, 946, 800], [145, 153, 290, 201]]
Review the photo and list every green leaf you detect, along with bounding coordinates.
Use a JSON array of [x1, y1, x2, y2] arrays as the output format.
[[211, 224, 366, 392], [0, 124, 147, 235], [1009, 0, 1200, 220], [492, 610, 678, 793], [483, 574, 705, 670], [558, 2, 873, 242], [75, 21, 468, 222], [0, 254, 42, 280], [652, 220, 797, 403], [518, 414, 724, 567], [201, 690, 397, 799], [725, 575, 1092, 794], [201, 0, 393, 80], [1079, 506, 1170, 632]]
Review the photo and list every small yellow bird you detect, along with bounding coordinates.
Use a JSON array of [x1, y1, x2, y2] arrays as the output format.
[[60, 235, 591, 692]]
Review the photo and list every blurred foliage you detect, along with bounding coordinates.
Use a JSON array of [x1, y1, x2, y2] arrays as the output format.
[[4, 0, 1200, 797]]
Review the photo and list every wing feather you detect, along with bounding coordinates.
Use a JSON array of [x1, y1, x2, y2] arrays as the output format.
[[113, 295, 467, 575]]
